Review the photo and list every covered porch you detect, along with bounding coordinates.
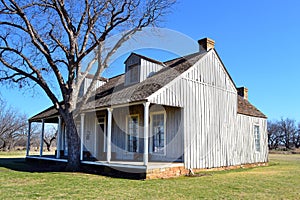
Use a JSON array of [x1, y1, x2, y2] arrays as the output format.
[[26, 101, 184, 170]]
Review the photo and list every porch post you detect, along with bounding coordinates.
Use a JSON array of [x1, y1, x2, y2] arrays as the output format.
[[80, 113, 85, 161], [107, 108, 113, 162], [56, 116, 62, 159], [40, 119, 45, 157], [143, 102, 150, 166], [26, 121, 31, 156]]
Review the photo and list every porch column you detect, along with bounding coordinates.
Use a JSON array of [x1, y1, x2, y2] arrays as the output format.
[[80, 113, 85, 161], [26, 121, 31, 156], [56, 116, 62, 159], [143, 102, 150, 166], [107, 108, 113, 162], [40, 119, 45, 157]]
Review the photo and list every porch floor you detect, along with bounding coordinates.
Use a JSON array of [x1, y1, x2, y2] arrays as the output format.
[[26, 155, 184, 170]]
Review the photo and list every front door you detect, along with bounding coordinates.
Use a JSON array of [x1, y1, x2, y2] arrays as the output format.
[[96, 116, 106, 160]]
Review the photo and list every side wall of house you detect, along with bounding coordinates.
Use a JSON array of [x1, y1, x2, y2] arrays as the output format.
[[235, 114, 268, 164], [148, 51, 239, 169], [182, 51, 238, 169]]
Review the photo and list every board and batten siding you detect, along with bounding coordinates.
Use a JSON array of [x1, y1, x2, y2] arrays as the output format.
[[235, 114, 268, 164], [82, 112, 98, 156], [139, 59, 164, 82], [110, 105, 183, 161], [79, 78, 106, 97], [148, 50, 267, 169]]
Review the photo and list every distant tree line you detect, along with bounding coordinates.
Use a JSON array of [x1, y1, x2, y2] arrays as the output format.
[[268, 118, 300, 150], [0, 98, 57, 151]]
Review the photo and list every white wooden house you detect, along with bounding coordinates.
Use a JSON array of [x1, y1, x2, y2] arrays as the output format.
[[26, 38, 268, 178]]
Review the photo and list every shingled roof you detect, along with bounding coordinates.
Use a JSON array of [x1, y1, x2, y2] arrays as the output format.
[[29, 105, 60, 122], [82, 52, 205, 110], [29, 51, 266, 122], [237, 95, 267, 118]]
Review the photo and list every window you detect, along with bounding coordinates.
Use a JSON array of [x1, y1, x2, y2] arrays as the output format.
[[127, 115, 139, 152], [128, 64, 139, 83], [254, 125, 260, 152], [151, 113, 165, 154]]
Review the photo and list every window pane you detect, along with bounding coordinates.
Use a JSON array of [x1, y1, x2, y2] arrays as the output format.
[[254, 125, 260, 152], [129, 65, 138, 83]]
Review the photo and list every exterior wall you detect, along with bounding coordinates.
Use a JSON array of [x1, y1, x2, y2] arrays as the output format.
[[182, 51, 268, 169], [79, 78, 106, 97], [235, 114, 268, 164], [147, 51, 268, 169], [111, 105, 183, 162], [148, 51, 237, 169], [79, 104, 183, 162], [140, 59, 164, 81], [82, 112, 98, 156], [111, 105, 144, 161]]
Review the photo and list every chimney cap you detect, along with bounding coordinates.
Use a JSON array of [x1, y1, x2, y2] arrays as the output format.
[[198, 38, 215, 52]]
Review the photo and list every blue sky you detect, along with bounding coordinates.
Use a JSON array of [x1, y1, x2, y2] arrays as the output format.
[[1, 0, 300, 122]]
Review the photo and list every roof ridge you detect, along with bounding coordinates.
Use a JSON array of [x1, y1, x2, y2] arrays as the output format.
[[127, 52, 165, 66]]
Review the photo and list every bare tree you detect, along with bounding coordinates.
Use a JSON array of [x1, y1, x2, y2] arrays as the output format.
[[278, 118, 296, 149], [0, 0, 175, 170], [0, 99, 27, 151], [267, 120, 281, 150], [292, 123, 300, 148], [43, 125, 57, 151]]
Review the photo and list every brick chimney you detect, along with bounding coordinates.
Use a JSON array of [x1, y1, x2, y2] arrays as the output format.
[[198, 38, 215, 52], [237, 87, 248, 100]]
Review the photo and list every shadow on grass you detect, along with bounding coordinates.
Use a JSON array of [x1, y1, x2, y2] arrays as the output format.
[[0, 158, 67, 173], [0, 158, 146, 179]]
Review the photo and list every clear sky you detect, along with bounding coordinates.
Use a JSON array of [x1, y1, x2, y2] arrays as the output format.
[[1, 0, 300, 122]]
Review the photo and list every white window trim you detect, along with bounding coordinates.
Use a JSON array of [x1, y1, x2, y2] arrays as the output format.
[[125, 114, 140, 153], [150, 111, 167, 156], [254, 124, 261, 153]]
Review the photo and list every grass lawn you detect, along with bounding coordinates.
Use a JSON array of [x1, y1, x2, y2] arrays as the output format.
[[0, 154, 300, 199]]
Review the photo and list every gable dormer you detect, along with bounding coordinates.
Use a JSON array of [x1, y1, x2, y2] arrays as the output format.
[[79, 74, 108, 97], [124, 53, 165, 86]]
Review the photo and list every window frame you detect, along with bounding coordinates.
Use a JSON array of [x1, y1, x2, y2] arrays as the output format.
[[125, 114, 140, 153], [150, 111, 167, 155], [254, 125, 260, 152]]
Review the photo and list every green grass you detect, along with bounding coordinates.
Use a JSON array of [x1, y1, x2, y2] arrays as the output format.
[[0, 150, 26, 158], [0, 154, 300, 199], [0, 150, 55, 158]]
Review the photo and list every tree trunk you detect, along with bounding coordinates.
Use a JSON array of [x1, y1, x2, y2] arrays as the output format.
[[65, 113, 81, 171]]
